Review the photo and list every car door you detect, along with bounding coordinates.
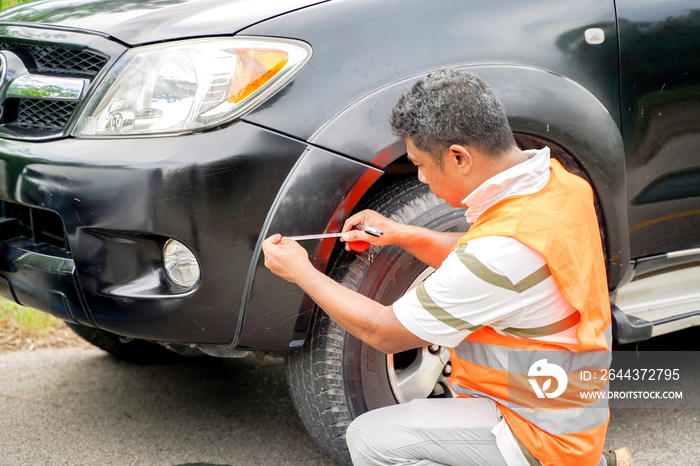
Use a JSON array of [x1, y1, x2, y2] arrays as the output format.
[[617, 1, 700, 258]]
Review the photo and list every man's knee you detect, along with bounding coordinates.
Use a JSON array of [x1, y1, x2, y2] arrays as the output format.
[[346, 411, 388, 465]]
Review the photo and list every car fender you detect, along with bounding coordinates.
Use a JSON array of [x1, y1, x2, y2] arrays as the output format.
[[235, 146, 382, 350], [310, 65, 630, 288], [237, 65, 629, 351]]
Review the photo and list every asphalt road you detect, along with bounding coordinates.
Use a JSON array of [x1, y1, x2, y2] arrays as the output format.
[[1, 329, 699, 466], [0, 349, 330, 466]]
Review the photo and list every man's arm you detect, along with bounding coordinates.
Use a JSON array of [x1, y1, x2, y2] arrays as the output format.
[[262, 234, 429, 354], [391, 224, 464, 269], [341, 210, 463, 269]]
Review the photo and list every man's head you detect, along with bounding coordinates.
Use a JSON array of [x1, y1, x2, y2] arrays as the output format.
[[390, 68, 516, 167], [390, 69, 520, 207]]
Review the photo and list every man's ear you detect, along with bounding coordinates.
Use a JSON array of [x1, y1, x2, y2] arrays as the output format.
[[448, 144, 472, 174]]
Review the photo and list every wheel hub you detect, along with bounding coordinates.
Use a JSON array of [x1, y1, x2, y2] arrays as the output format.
[[386, 267, 455, 403]]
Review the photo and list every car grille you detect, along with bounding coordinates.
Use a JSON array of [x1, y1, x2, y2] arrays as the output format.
[[0, 34, 113, 140], [0, 200, 69, 253], [0, 41, 107, 77], [15, 99, 79, 131]]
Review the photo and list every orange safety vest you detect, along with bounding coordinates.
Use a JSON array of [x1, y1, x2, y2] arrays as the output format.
[[450, 159, 612, 466]]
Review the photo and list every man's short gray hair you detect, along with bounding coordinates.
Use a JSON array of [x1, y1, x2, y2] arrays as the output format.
[[390, 69, 516, 166]]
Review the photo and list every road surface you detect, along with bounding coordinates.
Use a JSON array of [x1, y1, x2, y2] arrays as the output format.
[[0, 328, 698, 465]]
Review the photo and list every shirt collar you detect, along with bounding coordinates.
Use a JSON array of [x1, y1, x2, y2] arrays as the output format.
[[462, 146, 551, 225]]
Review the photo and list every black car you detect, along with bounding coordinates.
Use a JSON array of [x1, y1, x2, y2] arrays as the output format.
[[0, 0, 698, 463]]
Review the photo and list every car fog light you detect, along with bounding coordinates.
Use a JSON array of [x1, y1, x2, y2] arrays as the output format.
[[163, 239, 200, 288]]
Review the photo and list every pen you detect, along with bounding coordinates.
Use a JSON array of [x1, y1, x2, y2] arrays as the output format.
[[284, 224, 382, 251], [285, 224, 383, 241]]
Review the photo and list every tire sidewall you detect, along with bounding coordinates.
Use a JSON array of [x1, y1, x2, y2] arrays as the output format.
[[285, 178, 467, 464], [336, 182, 467, 415]]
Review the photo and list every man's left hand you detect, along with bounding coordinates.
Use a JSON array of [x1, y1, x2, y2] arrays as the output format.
[[262, 234, 314, 284]]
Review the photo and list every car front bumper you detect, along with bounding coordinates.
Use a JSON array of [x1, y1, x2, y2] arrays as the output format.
[[0, 122, 308, 345]]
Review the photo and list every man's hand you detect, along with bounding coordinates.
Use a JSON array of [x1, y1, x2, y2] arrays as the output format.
[[262, 231, 430, 354], [341, 210, 400, 251], [343, 209, 466, 268], [262, 234, 315, 283]]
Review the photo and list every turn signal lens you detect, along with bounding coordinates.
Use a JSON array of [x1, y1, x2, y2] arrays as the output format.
[[228, 49, 289, 103]]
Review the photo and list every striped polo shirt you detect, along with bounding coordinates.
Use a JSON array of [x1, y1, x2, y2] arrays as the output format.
[[393, 147, 579, 348]]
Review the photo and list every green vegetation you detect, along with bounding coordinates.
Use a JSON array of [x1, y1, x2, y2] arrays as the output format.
[[0, 297, 58, 337], [0, 0, 37, 11]]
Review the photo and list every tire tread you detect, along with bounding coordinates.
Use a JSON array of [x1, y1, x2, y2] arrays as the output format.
[[285, 177, 450, 465]]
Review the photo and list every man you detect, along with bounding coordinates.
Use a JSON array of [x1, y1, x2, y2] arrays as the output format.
[[262, 69, 631, 465]]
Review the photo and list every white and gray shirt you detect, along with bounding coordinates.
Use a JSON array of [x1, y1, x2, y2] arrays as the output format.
[[393, 147, 579, 348]]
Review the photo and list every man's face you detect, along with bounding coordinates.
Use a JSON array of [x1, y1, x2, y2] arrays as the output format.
[[405, 138, 465, 208]]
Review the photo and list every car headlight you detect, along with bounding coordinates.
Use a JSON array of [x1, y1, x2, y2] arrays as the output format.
[[73, 37, 311, 137]]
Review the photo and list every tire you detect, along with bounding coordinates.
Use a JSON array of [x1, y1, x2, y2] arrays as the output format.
[[65, 322, 182, 364], [285, 177, 467, 465]]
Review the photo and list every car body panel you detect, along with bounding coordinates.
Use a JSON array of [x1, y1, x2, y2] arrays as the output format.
[[616, 0, 700, 258], [0, 0, 697, 350], [0, 0, 328, 45], [242, 0, 620, 144], [307, 65, 629, 287], [238, 148, 382, 350], [0, 122, 308, 343], [243, 0, 627, 285]]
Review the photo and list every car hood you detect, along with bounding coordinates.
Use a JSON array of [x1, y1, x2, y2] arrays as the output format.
[[0, 0, 327, 45]]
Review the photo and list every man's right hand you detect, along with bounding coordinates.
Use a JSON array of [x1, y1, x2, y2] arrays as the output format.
[[343, 209, 466, 268], [341, 210, 400, 251]]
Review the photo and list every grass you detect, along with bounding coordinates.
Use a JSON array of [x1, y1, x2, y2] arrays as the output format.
[[0, 297, 59, 337], [0, 297, 88, 352], [0, 0, 36, 11]]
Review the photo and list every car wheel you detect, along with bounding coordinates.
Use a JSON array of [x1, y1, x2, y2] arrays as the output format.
[[65, 322, 182, 364], [285, 177, 466, 464]]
